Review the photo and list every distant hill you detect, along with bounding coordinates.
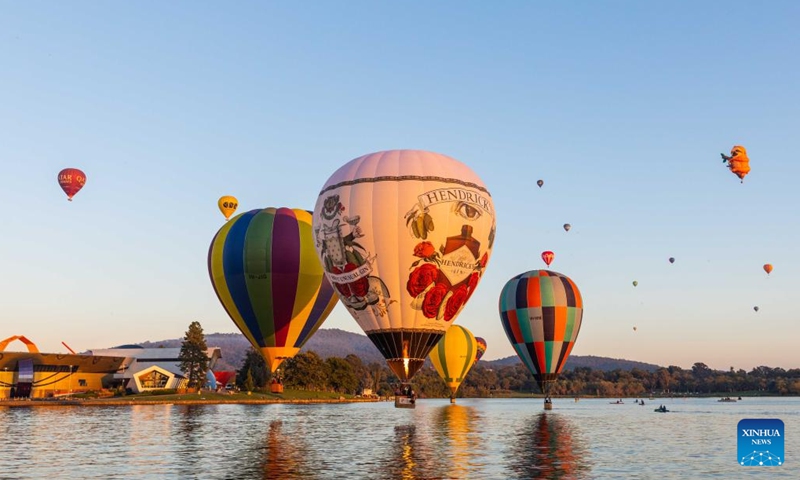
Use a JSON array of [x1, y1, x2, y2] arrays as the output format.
[[483, 355, 661, 372], [130, 329, 661, 373]]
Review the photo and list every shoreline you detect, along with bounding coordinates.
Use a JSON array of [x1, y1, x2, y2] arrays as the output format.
[[0, 397, 386, 407]]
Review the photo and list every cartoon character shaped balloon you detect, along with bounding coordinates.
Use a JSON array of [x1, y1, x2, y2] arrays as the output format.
[[499, 270, 583, 403], [208, 207, 339, 373], [58, 168, 86, 201], [218, 196, 239, 220], [429, 324, 478, 402], [475, 336, 487, 362], [721, 145, 750, 183], [312, 150, 496, 382], [541, 251, 554, 267]]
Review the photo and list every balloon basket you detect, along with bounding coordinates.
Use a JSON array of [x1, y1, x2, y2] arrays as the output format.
[[270, 383, 284, 394], [450, 397, 456, 404], [544, 401, 553, 410], [395, 396, 415, 409]]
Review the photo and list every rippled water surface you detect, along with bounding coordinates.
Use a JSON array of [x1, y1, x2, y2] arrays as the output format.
[[1, 397, 798, 479]]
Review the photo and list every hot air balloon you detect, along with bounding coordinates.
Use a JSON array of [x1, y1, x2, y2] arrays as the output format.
[[720, 145, 750, 183], [218, 195, 239, 220], [429, 325, 478, 403], [208, 207, 339, 373], [753, 306, 759, 312], [499, 270, 583, 409], [311, 150, 496, 386], [563, 224, 571, 232], [632, 280, 638, 287], [633, 326, 637, 331], [763, 264, 773, 275], [669, 257, 675, 264], [541, 251, 554, 267], [537, 179, 544, 188], [475, 336, 487, 362], [58, 168, 86, 201]]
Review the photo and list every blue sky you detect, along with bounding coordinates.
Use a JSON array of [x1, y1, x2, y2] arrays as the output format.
[[1, 2, 798, 370]]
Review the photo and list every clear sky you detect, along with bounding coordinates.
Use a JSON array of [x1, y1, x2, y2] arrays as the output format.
[[1, 2, 798, 370]]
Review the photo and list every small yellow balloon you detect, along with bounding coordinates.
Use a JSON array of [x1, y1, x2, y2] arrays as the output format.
[[429, 325, 478, 401], [218, 196, 238, 220]]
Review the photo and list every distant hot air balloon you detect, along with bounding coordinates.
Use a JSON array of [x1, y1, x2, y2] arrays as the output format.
[[753, 306, 759, 312], [312, 150, 495, 385], [563, 224, 571, 232], [58, 168, 86, 201], [632, 280, 638, 287], [541, 251, 554, 267], [429, 325, 478, 403], [475, 336, 487, 362], [499, 270, 583, 409], [633, 326, 637, 331], [537, 179, 544, 188], [763, 264, 773, 275], [669, 257, 675, 264], [720, 145, 750, 183], [208, 207, 339, 373], [218, 196, 239, 220]]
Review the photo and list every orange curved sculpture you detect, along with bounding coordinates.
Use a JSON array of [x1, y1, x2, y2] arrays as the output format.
[[0, 335, 40, 353]]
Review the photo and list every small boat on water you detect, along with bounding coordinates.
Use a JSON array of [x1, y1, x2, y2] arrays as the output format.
[[654, 407, 669, 413], [718, 397, 737, 402], [609, 400, 624, 404]]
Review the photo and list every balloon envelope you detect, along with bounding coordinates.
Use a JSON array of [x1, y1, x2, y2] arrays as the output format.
[[208, 207, 339, 372], [754, 306, 759, 312], [218, 196, 239, 220], [537, 179, 544, 188], [429, 325, 478, 399], [58, 168, 86, 201], [312, 150, 496, 381], [669, 257, 675, 264], [475, 336, 487, 362], [563, 224, 571, 232], [763, 264, 773, 275], [541, 251, 554, 267], [632, 280, 638, 287], [499, 270, 584, 395]]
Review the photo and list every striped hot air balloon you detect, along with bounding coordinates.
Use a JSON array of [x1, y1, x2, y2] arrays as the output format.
[[208, 207, 339, 373], [429, 325, 477, 402], [499, 270, 584, 400], [475, 336, 487, 362]]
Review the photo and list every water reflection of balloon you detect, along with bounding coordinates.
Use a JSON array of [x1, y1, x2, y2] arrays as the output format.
[[208, 207, 339, 373], [58, 168, 86, 201], [311, 150, 496, 383], [475, 337, 487, 362], [434, 405, 479, 477], [429, 325, 478, 402], [499, 270, 583, 408], [217, 195, 239, 220], [262, 420, 313, 478], [541, 251, 554, 267], [507, 413, 587, 478]]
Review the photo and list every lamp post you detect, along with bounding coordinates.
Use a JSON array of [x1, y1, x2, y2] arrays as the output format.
[[69, 365, 73, 395]]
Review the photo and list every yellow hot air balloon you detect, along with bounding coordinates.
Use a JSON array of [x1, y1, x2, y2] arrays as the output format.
[[218, 196, 239, 220], [429, 325, 477, 403]]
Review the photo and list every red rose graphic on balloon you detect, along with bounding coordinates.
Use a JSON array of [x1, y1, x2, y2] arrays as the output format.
[[407, 263, 439, 297], [422, 283, 448, 318], [413, 241, 436, 259], [443, 284, 469, 321]]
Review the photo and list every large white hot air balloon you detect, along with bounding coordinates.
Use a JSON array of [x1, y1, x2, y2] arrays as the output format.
[[312, 150, 496, 382]]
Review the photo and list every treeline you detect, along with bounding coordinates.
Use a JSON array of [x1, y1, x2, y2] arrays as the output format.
[[235, 349, 800, 397]]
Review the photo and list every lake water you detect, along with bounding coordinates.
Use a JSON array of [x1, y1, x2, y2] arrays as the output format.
[[1, 397, 797, 479]]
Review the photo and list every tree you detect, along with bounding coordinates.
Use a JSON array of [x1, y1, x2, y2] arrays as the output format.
[[283, 351, 327, 390], [179, 321, 209, 390], [326, 357, 358, 394], [237, 347, 269, 390]]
